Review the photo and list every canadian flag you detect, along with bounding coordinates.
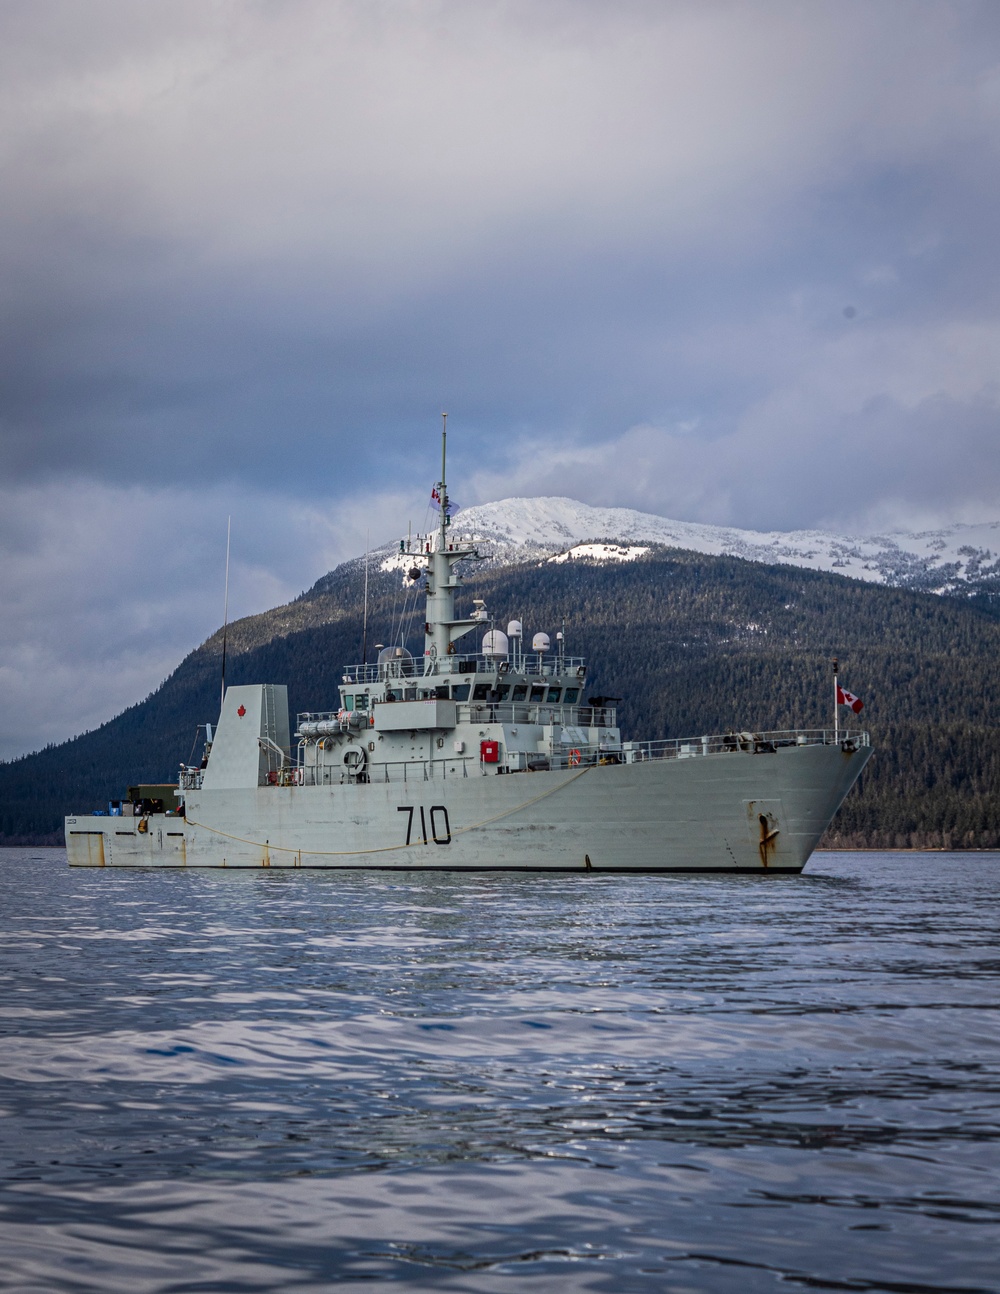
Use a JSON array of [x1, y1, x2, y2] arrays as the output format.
[[429, 485, 457, 516], [837, 685, 864, 714]]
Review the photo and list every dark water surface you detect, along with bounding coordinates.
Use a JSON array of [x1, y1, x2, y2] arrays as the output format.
[[1, 849, 998, 1293]]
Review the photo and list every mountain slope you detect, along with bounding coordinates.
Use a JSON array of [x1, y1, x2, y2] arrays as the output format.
[[441, 497, 1000, 599]]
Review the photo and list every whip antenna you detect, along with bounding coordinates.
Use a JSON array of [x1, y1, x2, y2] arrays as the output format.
[[362, 529, 370, 663]]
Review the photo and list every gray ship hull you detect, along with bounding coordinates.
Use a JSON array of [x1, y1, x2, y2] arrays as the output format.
[[67, 741, 871, 872]]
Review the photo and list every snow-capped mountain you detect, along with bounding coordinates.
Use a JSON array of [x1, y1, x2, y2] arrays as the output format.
[[379, 497, 1000, 597]]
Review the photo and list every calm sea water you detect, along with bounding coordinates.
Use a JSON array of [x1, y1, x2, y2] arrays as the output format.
[[0, 848, 998, 1293]]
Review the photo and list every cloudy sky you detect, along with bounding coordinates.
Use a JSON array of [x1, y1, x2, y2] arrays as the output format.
[[2, 0, 999, 758]]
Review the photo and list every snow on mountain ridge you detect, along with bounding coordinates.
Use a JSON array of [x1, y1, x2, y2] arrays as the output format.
[[451, 497, 1000, 595]]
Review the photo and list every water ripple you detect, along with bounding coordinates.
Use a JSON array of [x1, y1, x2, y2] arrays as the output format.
[[1, 848, 998, 1292]]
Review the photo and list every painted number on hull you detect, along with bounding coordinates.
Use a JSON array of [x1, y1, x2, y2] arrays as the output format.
[[397, 805, 451, 846]]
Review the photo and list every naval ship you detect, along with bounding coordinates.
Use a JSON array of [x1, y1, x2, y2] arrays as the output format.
[[66, 436, 872, 871]]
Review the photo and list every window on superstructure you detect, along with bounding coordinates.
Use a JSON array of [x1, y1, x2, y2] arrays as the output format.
[[452, 684, 470, 701], [512, 684, 527, 701], [529, 685, 545, 702], [472, 684, 490, 701], [547, 687, 561, 703], [344, 695, 354, 709], [496, 684, 510, 700], [564, 688, 579, 704], [435, 685, 449, 699], [355, 695, 369, 711]]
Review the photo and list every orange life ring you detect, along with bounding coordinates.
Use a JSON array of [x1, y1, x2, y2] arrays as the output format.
[[569, 749, 581, 766]]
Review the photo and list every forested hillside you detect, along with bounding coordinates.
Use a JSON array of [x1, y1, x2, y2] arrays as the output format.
[[3, 547, 999, 848]]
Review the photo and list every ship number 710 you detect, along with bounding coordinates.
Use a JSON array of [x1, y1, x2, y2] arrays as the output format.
[[397, 805, 451, 846]]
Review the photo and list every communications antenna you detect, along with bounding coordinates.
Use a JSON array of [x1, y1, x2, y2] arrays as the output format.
[[362, 530, 370, 664]]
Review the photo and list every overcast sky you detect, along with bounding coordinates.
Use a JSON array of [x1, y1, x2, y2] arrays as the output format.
[[3, 0, 999, 758]]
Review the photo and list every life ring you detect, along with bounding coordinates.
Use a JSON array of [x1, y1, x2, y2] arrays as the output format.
[[569, 748, 581, 766], [293, 767, 304, 786]]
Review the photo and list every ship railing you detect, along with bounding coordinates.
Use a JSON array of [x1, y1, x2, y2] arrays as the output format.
[[179, 766, 204, 790], [295, 758, 477, 787], [622, 729, 870, 763], [295, 702, 615, 732], [340, 655, 587, 684], [374, 758, 476, 784]]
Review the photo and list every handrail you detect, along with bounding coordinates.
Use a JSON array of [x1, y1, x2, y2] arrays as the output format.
[[295, 703, 618, 732], [621, 729, 869, 762], [299, 756, 478, 787], [339, 655, 587, 684]]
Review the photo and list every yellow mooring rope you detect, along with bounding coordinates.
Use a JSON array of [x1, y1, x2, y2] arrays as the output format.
[[183, 764, 594, 858]]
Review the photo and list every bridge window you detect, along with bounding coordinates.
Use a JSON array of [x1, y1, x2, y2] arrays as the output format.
[[530, 685, 545, 702], [547, 687, 562, 703], [564, 688, 579, 704], [452, 684, 470, 701], [512, 684, 527, 701]]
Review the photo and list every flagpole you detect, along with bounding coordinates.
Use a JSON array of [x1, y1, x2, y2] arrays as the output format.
[[220, 515, 231, 717], [832, 657, 839, 744]]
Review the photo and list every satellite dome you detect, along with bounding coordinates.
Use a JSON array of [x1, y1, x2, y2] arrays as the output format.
[[378, 644, 414, 678], [532, 632, 551, 653], [377, 644, 413, 664], [481, 630, 509, 659], [506, 619, 523, 637]]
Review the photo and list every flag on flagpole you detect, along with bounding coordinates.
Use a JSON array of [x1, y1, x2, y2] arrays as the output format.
[[836, 685, 864, 714], [430, 486, 457, 516]]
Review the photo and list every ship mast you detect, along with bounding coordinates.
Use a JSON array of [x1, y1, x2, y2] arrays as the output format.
[[422, 414, 484, 667], [439, 411, 449, 552]]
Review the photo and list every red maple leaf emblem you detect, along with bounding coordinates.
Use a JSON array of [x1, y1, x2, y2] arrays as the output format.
[[237, 704, 246, 717]]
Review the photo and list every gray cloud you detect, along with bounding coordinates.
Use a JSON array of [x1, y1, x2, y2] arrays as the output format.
[[2, 0, 1000, 755]]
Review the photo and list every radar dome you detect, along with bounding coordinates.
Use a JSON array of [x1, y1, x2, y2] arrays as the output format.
[[532, 632, 551, 653], [506, 619, 522, 637], [481, 630, 509, 659]]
